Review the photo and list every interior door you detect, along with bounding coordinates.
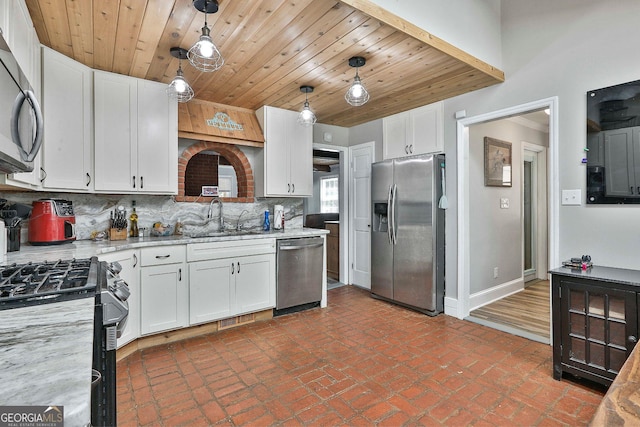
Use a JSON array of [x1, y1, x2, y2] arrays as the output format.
[[349, 142, 374, 288]]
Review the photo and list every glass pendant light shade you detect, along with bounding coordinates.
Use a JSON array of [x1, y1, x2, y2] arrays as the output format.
[[167, 47, 194, 103], [345, 73, 369, 106], [188, 24, 224, 72], [298, 86, 317, 127], [167, 66, 194, 103], [345, 56, 370, 107]]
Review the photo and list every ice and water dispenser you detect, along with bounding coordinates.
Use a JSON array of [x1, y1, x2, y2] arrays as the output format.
[[373, 202, 389, 233]]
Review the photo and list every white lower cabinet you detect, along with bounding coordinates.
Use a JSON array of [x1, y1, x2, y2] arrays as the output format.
[[189, 258, 233, 324], [99, 250, 140, 348], [140, 246, 188, 335], [188, 239, 276, 325]]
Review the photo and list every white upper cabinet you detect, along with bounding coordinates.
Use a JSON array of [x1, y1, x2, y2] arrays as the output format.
[[383, 102, 443, 160], [0, 0, 43, 189], [41, 47, 93, 191], [94, 71, 177, 194], [255, 106, 312, 197]]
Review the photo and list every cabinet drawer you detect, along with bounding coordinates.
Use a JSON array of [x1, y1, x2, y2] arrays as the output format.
[[140, 245, 186, 266], [187, 238, 276, 262]]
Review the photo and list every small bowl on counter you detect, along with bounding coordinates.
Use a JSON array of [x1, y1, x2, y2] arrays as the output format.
[[150, 223, 173, 237]]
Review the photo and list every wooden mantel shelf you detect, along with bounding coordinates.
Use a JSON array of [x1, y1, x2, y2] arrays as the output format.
[[178, 99, 265, 147]]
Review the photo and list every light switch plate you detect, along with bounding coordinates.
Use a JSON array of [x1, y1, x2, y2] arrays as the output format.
[[500, 198, 509, 209], [562, 189, 581, 205]]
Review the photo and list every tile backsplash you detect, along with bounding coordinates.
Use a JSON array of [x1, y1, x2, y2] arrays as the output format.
[[2, 193, 303, 241]]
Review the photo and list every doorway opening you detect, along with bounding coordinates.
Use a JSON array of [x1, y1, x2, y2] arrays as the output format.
[[304, 145, 348, 288], [455, 98, 559, 344]]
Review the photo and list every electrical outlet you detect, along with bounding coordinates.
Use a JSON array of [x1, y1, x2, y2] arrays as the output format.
[[494, 267, 499, 278], [500, 198, 509, 209]]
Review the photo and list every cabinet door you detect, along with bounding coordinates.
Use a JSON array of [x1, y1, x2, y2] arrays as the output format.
[[189, 259, 233, 325], [587, 132, 605, 167], [41, 47, 93, 191], [561, 281, 638, 381], [235, 254, 275, 314], [140, 263, 188, 335], [264, 107, 290, 196], [411, 102, 443, 155], [94, 71, 137, 192], [288, 113, 313, 196], [604, 128, 636, 197], [383, 112, 409, 160], [137, 79, 178, 194], [100, 250, 140, 348]]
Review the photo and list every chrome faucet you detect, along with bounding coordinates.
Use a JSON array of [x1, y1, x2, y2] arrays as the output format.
[[236, 209, 249, 231], [207, 199, 224, 230]]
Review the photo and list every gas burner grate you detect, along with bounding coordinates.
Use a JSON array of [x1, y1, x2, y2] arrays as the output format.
[[0, 258, 97, 306]]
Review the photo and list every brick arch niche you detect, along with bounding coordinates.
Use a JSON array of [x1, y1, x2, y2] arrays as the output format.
[[175, 141, 254, 203]]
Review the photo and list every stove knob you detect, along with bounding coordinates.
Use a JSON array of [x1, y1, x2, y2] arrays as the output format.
[[108, 261, 123, 275], [114, 283, 130, 301]]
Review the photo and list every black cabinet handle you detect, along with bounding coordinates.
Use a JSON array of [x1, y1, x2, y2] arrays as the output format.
[[39, 167, 46, 183], [141, 176, 144, 189], [133, 176, 136, 188], [178, 268, 182, 281], [288, 183, 291, 193], [292, 183, 295, 193], [86, 173, 91, 187], [237, 261, 240, 274], [155, 254, 170, 259], [132, 253, 138, 268], [231, 262, 235, 275]]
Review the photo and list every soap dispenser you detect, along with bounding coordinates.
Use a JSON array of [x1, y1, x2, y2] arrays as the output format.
[[263, 210, 270, 231]]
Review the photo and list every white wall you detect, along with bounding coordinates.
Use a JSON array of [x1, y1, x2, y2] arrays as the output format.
[[468, 119, 547, 294], [366, 0, 502, 67], [313, 124, 349, 146], [443, 0, 640, 303]]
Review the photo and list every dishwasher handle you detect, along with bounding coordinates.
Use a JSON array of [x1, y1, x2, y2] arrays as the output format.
[[279, 242, 324, 251]]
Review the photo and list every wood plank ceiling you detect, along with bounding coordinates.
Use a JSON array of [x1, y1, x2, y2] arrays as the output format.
[[25, 0, 504, 128]]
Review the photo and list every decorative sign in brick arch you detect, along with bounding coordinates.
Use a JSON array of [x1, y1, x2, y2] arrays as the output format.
[[175, 141, 254, 203]]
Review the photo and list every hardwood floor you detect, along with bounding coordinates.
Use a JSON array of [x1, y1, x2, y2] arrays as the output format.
[[467, 280, 550, 344]]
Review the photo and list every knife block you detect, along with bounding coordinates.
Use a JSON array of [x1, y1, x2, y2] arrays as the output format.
[[109, 228, 128, 241]]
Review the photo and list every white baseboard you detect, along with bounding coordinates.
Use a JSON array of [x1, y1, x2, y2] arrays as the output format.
[[444, 296, 459, 318], [469, 278, 524, 311]]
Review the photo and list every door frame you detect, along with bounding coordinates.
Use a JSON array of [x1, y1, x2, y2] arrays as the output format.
[[522, 142, 547, 283], [313, 142, 349, 284], [348, 141, 375, 287], [452, 97, 559, 320]]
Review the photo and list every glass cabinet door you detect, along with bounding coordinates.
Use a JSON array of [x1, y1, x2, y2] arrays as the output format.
[[561, 281, 638, 379]]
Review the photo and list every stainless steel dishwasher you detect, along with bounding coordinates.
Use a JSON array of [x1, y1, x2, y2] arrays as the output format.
[[275, 237, 324, 315]]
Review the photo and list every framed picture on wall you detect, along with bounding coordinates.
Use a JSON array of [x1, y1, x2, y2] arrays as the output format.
[[484, 137, 512, 187]]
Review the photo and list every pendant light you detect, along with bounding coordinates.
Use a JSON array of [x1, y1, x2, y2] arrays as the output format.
[[345, 56, 370, 106], [298, 86, 317, 127], [166, 47, 194, 103], [188, 0, 224, 72]]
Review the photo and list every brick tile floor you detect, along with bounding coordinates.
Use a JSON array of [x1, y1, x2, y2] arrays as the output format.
[[117, 286, 605, 426]]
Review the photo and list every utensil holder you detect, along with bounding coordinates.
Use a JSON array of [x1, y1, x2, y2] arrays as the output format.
[[7, 225, 20, 252], [109, 228, 128, 241]]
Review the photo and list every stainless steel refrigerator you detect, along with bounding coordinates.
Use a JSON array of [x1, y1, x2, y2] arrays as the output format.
[[371, 153, 445, 315]]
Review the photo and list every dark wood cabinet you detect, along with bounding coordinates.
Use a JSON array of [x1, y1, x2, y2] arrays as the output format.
[[325, 222, 339, 280], [551, 267, 640, 387]]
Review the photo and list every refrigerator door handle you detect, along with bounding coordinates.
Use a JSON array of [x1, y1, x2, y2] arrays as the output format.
[[391, 184, 398, 245], [387, 185, 393, 244]]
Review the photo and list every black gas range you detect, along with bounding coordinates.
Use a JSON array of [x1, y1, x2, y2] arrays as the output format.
[[0, 257, 129, 426]]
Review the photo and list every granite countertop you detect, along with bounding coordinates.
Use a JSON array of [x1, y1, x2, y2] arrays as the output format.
[[1, 227, 328, 265], [549, 265, 640, 287], [590, 343, 640, 425], [0, 297, 95, 427]]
